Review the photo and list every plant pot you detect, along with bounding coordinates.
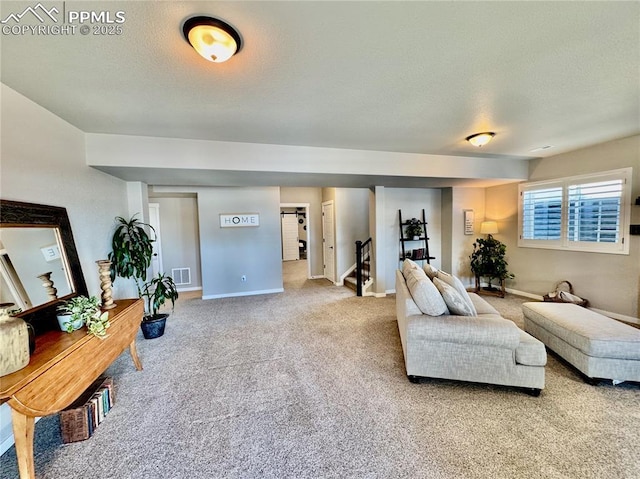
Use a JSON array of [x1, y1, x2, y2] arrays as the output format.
[[56, 314, 83, 332], [140, 313, 168, 339]]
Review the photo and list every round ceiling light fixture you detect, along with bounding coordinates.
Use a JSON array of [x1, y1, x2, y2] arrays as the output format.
[[465, 132, 495, 147], [182, 16, 242, 63]]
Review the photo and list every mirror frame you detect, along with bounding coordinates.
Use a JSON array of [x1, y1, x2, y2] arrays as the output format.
[[0, 199, 88, 331]]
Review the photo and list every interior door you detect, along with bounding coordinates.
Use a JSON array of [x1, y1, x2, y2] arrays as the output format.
[[322, 201, 335, 282], [281, 213, 300, 261], [148, 203, 163, 277]]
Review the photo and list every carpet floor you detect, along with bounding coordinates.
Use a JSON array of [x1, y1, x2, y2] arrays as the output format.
[[1, 260, 639, 478]]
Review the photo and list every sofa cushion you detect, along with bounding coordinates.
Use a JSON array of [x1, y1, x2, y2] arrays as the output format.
[[515, 330, 547, 366], [469, 293, 500, 316], [435, 271, 477, 316], [433, 277, 475, 316], [404, 269, 449, 316], [522, 302, 640, 360]]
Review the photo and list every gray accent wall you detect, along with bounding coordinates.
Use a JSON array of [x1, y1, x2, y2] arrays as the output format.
[[152, 196, 202, 289], [196, 187, 284, 298]]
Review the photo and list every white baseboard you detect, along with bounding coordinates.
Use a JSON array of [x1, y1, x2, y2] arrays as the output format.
[[504, 288, 544, 300], [309, 275, 324, 280], [202, 288, 284, 300], [176, 286, 202, 293], [588, 307, 639, 325]]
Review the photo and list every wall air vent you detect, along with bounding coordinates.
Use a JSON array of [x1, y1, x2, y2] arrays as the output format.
[[171, 268, 191, 286]]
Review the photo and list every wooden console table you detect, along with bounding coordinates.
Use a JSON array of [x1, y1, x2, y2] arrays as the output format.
[[0, 298, 143, 479]]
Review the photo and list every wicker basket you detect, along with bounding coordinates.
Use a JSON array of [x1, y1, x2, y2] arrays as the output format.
[[543, 281, 588, 307]]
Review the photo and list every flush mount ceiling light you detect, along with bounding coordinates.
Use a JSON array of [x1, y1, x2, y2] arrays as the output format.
[[182, 16, 242, 63], [465, 132, 495, 147]]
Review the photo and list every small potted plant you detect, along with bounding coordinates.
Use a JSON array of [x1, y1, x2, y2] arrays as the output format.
[[140, 273, 179, 339], [405, 218, 423, 240], [55, 295, 109, 337]]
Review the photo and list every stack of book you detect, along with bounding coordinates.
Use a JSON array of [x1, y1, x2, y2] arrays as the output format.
[[60, 377, 114, 443], [411, 248, 426, 260]]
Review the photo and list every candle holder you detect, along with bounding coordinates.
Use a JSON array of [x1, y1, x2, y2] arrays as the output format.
[[96, 260, 117, 310], [37, 272, 58, 301]]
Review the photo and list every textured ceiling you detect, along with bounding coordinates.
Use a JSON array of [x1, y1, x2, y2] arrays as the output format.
[[1, 1, 639, 182]]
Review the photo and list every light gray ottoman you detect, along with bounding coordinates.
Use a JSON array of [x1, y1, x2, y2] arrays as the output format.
[[522, 302, 640, 384]]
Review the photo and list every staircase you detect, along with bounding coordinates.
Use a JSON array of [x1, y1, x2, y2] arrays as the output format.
[[344, 238, 372, 296]]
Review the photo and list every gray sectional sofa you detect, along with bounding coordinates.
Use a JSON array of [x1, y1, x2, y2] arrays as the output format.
[[395, 264, 546, 395]]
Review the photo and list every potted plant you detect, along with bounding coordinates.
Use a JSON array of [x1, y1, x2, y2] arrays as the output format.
[[405, 218, 423, 240], [139, 273, 179, 339], [108, 215, 178, 339], [56, 295, 101, 332], [469, 234, 514, 297]]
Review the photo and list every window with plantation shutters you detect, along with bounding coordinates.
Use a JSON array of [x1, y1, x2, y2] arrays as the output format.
[[518, 168, 631, 254]]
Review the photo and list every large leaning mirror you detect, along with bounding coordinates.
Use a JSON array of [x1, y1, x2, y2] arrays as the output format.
[[0, 200, 88, 332]]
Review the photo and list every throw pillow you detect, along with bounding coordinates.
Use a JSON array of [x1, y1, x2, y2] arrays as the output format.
[[435, 270, 477, 316], [432, 277, 475, 316], [405, 269, 449, 316], [401, 258, 421, 278], [423, 262, 438, 279]]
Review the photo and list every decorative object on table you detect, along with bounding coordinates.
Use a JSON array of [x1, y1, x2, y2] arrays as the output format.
[[470, 224, 514, 298], [405, 218, 423, 240], [96, 259, 117, 310], [543, 281, 589, 307], [139, 273, 178, 339], [0, 304, 30, 376], [109, 215, 178, 339], [56, 295, 101, 333], [36, 271, 58, 301]]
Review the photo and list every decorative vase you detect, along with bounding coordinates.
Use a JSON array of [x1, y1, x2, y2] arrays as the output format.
[[96, 260, 117, 310], [0, 308, 30, 375]]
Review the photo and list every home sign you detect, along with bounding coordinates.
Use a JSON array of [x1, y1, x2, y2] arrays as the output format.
[[219, 213, 260, 228]]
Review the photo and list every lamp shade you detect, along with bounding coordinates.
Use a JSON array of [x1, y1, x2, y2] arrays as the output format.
[[480, 221, 498, 235], [183, 16, 242, 63]]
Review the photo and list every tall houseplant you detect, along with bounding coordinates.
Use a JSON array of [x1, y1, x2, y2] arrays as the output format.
[[108, 215, 178, 338], [469, 234, 514, 296]]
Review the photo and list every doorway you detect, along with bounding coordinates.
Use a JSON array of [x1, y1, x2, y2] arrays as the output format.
[[279, 203, 311, 280], [322, 200, 335, 283]]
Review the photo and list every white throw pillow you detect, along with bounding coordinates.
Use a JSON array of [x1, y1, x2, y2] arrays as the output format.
[[401, 258, 421, 279], [432, 277, 476, 316], [423, 262, 438, 279], [404, 269, 449, 316], [435, 271, 477, 316]]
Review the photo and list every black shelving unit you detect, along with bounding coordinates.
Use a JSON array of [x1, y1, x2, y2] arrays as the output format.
[[398, 209, 435, 264]]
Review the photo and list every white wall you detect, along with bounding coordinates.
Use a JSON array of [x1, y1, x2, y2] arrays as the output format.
[[0, 84, 130, 454], [486, 135, 640, 318], [383, 188, 442, 292], [449, 187, 487, 286], [195, 187, 283, 298], [335, 189, 370, 280]]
